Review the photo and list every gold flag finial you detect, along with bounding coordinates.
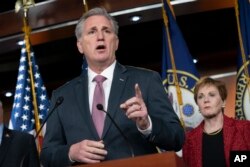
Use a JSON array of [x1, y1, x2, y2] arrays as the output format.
[[15, 0, 35, 13]]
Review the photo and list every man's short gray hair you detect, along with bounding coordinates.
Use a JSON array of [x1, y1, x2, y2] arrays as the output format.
[[75, 7, 119, 40]]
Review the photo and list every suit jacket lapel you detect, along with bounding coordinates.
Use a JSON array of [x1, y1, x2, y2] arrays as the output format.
[[0, 127, 14, 166], [102, 63, 127, 138], [223, 116, 234, 166], [74, 72, 99, 139], [196, 126, 203, 167], [190, 123, 203, 167]]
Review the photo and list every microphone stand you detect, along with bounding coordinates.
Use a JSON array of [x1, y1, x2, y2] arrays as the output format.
[[97, 104, 135, 157], [35, 96, 64, 139]]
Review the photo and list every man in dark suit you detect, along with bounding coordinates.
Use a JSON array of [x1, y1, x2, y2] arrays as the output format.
[[0, 100, 40, 167], [40, 7, 185, 167]]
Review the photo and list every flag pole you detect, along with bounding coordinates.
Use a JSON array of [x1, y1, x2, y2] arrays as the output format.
[[83, 0, 89, 12], [17, 0, 42, 152], [162, 0, 185, 128], [234, 0, 250, 103]]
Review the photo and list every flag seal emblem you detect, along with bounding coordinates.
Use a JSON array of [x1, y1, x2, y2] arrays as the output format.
[[235, 61, 250, 120], [163, 70, 203, 129]]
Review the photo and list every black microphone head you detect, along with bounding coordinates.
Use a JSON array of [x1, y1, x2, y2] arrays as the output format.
[[96, 104, 104, 110], [56, 96, 64, 105]]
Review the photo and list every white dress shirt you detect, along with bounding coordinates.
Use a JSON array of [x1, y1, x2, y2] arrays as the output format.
[[88, 61, 116, 113]]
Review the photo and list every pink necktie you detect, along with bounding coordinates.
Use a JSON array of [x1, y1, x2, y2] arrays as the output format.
[[92, 75, 106, 138]]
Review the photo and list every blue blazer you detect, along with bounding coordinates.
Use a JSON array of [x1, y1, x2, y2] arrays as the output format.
[[0, 127, 40, 167], [41, 62, 184, 166]]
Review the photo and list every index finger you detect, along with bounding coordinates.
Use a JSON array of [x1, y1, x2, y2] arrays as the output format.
[[135, 83, 142, 99]]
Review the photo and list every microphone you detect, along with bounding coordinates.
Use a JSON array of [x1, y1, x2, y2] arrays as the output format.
[[35, 96, 64, 139], [96, 104, 135, 157]]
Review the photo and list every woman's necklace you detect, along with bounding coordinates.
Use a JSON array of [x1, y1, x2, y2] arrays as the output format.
[[203, 128, 223, 135]]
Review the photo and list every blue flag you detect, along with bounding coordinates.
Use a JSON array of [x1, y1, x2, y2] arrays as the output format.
[[161, 0, 203, 130], [235, 0, 250, 120], [82, 57, 88, 72], [9, 44, 50, 136]]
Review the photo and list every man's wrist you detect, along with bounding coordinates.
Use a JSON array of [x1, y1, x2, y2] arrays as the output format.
[[137, 115, 152, 136]]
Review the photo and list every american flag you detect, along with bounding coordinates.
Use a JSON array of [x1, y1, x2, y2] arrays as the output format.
[[9, 44, 50, 136]]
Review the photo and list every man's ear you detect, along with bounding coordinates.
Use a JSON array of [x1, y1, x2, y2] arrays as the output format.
[[77, 40, 83, 54]]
